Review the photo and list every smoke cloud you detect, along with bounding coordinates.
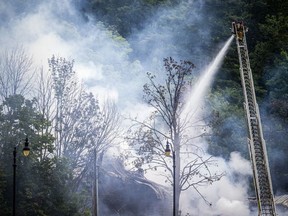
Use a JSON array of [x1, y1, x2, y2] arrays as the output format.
[[178, 150, 253, 215], [0, 0, 145, 111], [1, 0, 284, 215]]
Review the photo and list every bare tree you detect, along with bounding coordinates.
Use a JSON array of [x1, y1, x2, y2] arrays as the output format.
[[0, 46, 34, 101], [126, 57, 224, 215], [89, 99, 122, 216], [48, 55, 77, 157], [34, 67, 56, 160], [94, 99, 122, 162], [48, 56, 122, 196], [49, 56, 97, 167]]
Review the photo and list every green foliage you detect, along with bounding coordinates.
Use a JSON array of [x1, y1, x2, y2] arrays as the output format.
[[143, 0, 170, 5], [0, 166, 9, 216], [266, 54, 288, 101], [0, 95, 81, 215], [206, 90, 248, 159], [262, 52, 288, 192], [205, 0, 288, 193], [83, 0, 174, 37]]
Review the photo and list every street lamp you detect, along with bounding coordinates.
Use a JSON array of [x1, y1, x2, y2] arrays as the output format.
[[165, 141, 176, 216], [93, 148, 99, 216], [13, 137, 30, 216]]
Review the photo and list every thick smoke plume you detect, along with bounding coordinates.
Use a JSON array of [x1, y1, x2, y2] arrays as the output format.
[[1, 0, 284, 215]]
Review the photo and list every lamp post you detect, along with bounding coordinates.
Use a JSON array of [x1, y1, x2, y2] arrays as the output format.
[[93, 147, 99, 216], [165, 141, 176, 216], [13, 137, 30, 216]]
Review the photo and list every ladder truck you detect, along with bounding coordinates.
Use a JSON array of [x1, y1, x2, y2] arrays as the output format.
[[231, 21, 277, 216]]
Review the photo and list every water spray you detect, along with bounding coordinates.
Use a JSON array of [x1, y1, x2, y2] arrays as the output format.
[[181, 35, 234, 121]]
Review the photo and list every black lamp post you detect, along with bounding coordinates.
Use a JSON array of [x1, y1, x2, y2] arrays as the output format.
[[165, 141, 176, 216], [93, 147, 99, 216], [13, 137, 30, 216]]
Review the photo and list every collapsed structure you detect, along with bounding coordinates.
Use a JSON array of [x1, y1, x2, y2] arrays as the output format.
[[98, 158, 170, 216]]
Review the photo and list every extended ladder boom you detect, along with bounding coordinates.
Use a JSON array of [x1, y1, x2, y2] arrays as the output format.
[[232, 21, 277, 216]]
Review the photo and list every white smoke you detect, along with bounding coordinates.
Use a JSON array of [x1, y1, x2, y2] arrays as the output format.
[[0, 0, 144, 110], [180, 152, 252, 216], [181, 35, 234, 120], [0, 0, 277, 215]]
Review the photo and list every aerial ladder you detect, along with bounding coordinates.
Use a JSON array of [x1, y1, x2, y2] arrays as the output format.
[[231, 22, 277, 216]]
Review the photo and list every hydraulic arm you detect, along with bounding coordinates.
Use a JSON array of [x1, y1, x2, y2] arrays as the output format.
[[232, 21, 277, 216]]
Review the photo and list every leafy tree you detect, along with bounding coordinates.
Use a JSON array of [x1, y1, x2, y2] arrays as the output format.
[[0, 166, 9, 216], [83, 0, 174, 37], [19, 157, 82, 216], [246, 3, 288, 193], [0, 94, 80, 215], [206, 90, 248, 159], [250, 12, 288, 87], [126, 57, 223, 214], [262, 52, 288, 193]]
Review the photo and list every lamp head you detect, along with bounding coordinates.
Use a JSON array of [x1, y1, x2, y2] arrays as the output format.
[[22, 137, 30, 157], [165, 141, 171, 157]]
